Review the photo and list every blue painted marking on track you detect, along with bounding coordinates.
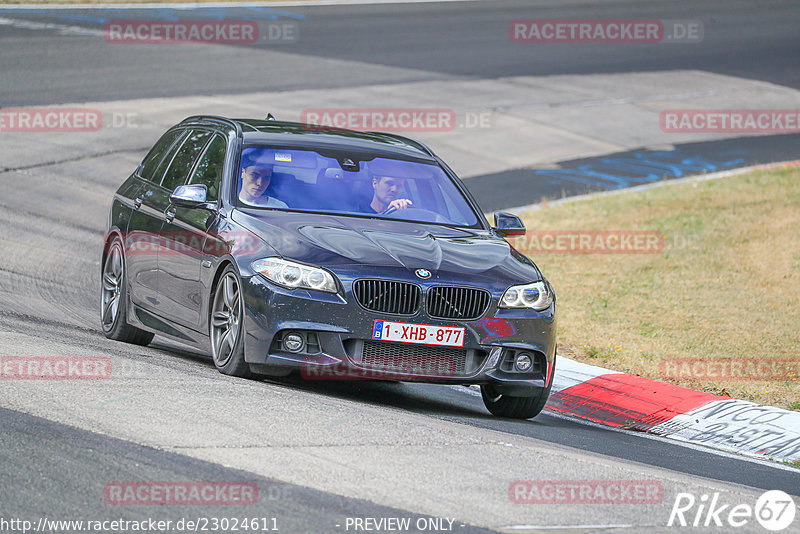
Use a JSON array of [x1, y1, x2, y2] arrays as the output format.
[[534, 149, 748, 190], [146, 9, 180, 21], [243, 7, 306, 20], [48, 14, 108, 23]]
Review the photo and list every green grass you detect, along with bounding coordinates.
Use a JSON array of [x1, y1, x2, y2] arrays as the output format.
[[514, 165, 800, 410]]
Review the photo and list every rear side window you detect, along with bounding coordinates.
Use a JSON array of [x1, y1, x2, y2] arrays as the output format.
[[139, 129, 184, 182], [188, 134, 226, 202], [161, 130, 213, 192]]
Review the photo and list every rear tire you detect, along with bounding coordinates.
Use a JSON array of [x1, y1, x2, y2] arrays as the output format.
[[101, 238, 154, 346], [481, 382, 551, 419], [209, 266, 252, 378]]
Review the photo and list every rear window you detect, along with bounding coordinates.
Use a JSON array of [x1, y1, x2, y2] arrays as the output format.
[[236, 147, 479, 227]]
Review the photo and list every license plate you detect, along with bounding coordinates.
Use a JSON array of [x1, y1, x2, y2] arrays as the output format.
[[372, 320, 465, 347]]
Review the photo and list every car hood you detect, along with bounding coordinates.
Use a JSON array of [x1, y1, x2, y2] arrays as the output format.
[[234, 210, 541, 282]]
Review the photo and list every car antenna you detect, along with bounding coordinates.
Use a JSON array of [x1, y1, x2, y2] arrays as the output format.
[[265, 113, 276, 121]]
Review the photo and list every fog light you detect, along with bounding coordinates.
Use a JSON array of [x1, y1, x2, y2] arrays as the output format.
[[514, 352, 533, 372], [283, 332, 304, 353]]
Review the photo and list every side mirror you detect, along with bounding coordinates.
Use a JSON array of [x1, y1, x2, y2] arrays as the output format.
[[170, 184, 209, 209], [493, 211, 526, 237]]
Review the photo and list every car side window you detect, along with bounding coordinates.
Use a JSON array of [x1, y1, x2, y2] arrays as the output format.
[[187, 134, 226, 202], [139, 129, 184, 182], [160, 129, 213, 192], [150, 130, 189, 186]]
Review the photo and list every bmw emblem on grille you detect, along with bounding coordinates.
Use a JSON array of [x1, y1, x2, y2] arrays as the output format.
[[415, 269, 431, 279]]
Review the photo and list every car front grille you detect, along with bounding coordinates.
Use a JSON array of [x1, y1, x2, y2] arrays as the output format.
[[426, 286, 491, 320], [353, 279, 421, 315], [345, 339, 486, 378]]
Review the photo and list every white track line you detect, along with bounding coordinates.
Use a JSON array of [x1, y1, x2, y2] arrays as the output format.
[[1, 0, 482, 10], [499, 525, 634, 531], [0, 16, 104, 35], [446, 385, 800, 473]]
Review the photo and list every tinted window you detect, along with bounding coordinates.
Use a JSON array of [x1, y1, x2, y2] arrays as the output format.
[[237, 147, 479, 227], [161, 130, 212, 192], [188, 134, 226, 202], [139, 129, 183, 182], [150, 130, 188, 186]]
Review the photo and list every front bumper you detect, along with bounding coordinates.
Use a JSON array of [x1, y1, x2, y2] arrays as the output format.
[[240, 274, 557, 395]]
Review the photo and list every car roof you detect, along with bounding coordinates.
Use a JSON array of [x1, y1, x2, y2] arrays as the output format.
[[178, 115, 437, 161]]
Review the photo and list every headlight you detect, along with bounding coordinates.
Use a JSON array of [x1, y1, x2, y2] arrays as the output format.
[[499, 281, 553, 311], [251, 258, 338, 293]]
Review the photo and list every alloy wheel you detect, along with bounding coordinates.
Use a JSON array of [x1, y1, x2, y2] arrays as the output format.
[[211, 272, 242, 367], [101, 243, 124, 331]]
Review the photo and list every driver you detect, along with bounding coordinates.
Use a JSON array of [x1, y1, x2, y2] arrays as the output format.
[[358, 175, 413, 214]]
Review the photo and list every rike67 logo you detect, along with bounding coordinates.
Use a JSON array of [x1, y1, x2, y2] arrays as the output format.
[[668, 490, 796, 531]]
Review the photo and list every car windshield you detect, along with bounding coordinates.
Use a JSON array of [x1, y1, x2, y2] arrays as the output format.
[[236, 147, 480, 227]]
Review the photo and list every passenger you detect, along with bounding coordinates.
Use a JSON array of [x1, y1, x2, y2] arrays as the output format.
[[238, 156, 288, 208]]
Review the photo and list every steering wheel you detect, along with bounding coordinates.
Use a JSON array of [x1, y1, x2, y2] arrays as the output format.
[[380, 207, 450, 223]]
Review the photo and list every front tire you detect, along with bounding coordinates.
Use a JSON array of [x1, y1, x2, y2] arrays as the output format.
[[101, 238, 154, 346], [481, 382, 551, 419], [209, 266, 251, 378]]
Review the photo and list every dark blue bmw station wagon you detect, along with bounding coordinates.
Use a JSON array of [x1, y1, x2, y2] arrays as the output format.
[[102, 116, 556, 418]]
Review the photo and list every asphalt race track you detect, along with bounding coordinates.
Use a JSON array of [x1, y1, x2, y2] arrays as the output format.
[[1, 1, 799, 533], [2, 0, 800, 104]]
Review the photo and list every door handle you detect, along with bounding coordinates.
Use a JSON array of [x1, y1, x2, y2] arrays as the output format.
[[165, 209, 176, 223], [133, 197, 143, 209]]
